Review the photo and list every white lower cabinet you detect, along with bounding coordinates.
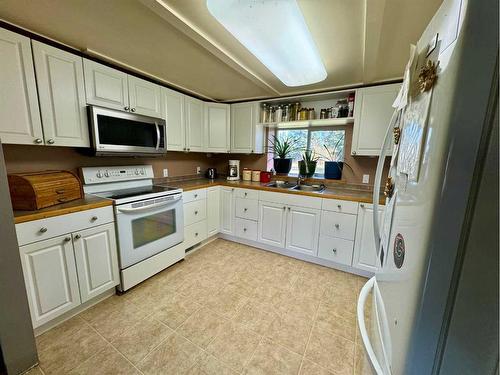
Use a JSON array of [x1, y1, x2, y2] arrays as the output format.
[[234, 218, 258, 241], [353, 203, 384, 272], [318, 236, 355, 266], [285, 206, 320, 255], [206, 187, 221, 236], [257, 201, 287, 248], [72, 223, 119, 303], [16, 207, 118, 328], [220, 187, 235, 235], [19, 235, 81, 328]]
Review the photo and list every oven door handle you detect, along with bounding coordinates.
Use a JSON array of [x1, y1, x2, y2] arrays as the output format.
[[155, 123, 160, 150], [117, 198, 180, 213]]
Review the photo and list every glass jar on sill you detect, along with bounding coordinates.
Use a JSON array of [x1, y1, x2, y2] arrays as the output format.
[[261, 103, 269, 123]]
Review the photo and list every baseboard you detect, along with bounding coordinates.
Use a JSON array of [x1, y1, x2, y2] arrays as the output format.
[[218, 234, 373, 278]]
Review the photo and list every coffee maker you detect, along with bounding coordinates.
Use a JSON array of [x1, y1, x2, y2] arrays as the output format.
[[227, 160, 240, 181]]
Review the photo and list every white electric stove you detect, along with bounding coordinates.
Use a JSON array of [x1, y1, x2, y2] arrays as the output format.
[[81, 165, 184, 291]]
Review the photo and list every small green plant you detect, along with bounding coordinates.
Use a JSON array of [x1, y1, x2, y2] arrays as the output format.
[[322, 134, 345, 161], [269, 135, 302, 159], [301, 149, 319, 163]]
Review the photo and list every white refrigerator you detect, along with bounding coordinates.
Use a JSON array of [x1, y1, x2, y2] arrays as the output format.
[[356, 0, 499, 374]]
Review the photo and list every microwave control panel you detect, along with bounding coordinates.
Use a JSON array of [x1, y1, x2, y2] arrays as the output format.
[[80, 165, 154, 184]]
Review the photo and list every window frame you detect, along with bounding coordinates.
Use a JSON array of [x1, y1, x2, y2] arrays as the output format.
[[273, 126, 346, 178]]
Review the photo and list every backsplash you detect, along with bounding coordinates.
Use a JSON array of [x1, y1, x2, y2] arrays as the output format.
[[2, 125, 388, 185]]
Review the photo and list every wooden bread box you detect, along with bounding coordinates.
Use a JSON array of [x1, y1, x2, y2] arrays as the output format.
[[8, 170, 83, 210]]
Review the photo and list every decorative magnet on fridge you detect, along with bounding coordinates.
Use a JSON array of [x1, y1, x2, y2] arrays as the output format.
[[418, 59, 439, 93], [384, 176, 395, 198], [393, 127, 401, 145]]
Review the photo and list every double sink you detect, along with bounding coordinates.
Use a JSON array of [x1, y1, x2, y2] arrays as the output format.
[[266, 181, 326, 193]]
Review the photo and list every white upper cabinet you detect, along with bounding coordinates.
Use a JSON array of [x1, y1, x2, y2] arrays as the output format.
[[83, 59, 129, 111], [351, 83, 401, 156], [128, 75, 162, 118], [0, 28, 43, 145], [205, 102, 230, 153], [164, 87, 186, 151], [230, 102, 264, 154], [32, 41, 89, 147], [285, 205, 320, 256], [185, 96, 204, 152]]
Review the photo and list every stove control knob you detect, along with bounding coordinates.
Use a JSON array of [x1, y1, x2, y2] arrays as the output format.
[[140, 169, 145, 175], [135, 169, 140, 175], [104, 171, 110, 177], [96, 171, 102, 178]]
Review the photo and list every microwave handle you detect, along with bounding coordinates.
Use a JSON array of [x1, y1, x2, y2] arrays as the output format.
[[155, 123, 160, 150]]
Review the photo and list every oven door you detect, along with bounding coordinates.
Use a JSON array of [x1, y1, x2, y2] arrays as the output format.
[[89, 105, 166, 155], [115, 194, 184, 268]]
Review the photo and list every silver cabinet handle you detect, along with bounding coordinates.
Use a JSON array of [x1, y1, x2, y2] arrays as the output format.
[[332, 248, 337, 253], [288, 207, 291, 211], [244, 192, 247, 197], [283, 206, 286, 210], [352, 151, 357, 155], [39, 227, 47, 233], [90, 216, 98, 221], [360, 203, 365, 208], [124, 106, 130, 111], [335, 224, 340, 229], [64, 237, 71, 242], [243, 228, 247, 232], [130, 108, 136, 112], [47, 139, 55, 144], [231, 188, 234, 191], [244, 208, 247, 212], [183, 147, 186, 151], [194, 194, 198, 198], [74, 234, 81, 240], [195, 232, 199, 236], [337, 204, 342, 209], [194, 210, 198, 215], [34, 138, 43, 144]]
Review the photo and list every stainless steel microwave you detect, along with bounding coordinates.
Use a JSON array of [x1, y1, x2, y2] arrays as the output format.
[[88, 105, 167, 156]]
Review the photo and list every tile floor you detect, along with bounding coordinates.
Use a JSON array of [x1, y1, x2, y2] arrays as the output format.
[[28, 239, 372, 375]]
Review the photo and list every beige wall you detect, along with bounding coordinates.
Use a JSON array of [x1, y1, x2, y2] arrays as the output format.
[[2, 125, 387, 185]]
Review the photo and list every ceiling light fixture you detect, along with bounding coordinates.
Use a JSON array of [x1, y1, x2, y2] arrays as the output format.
[[206, 0, 327, 87]]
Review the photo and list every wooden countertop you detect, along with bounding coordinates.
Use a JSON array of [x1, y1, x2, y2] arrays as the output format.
[[13, 194, 113, 224], [162, 178, 385, 204]]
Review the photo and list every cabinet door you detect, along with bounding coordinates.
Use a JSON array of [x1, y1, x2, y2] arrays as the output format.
[[353, 204, 384, 272], [351, 84, 400, 156], [185, 97, 204, 152], [73, 223, 119, 303], [207, 186, 221, 236], [220, 187, 234, 235], [83, 59, 129, 111], [164, 87, 186, 151], [285, 206, 320, 255], [19, 235, 80, 328], [230, 102, 254, 153], [128, 75, 162, 118], [32, 41, 89, 147], [205, 103, 230, 153], [0, 28, 43, 145], [258, 201, 287, 248]]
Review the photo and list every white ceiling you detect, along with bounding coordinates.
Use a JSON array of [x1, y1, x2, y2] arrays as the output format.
[[0, 0, 442, 102]]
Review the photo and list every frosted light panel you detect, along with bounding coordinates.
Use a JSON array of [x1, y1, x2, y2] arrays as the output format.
[[207, 0, 327, 87]]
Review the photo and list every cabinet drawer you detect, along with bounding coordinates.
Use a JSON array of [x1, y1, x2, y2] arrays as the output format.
[[184, 220, 207, 248], [320, 211, 357, 240], [234, 218, 258, 241], [318, 236, 354, 266], [16, 206, 114, 246], [234, 188, 259, 200], [182, 188, 206, 203], [322, 199, 359, 215], [184, 199, 207, 226], [235, 197, 258, 221], [259, 190, 321, 209]]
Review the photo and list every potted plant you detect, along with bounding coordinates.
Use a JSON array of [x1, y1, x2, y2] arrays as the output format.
[[298, 149, 319, 178], [322, 135, 353, 179], [269, 135, 301, 174]]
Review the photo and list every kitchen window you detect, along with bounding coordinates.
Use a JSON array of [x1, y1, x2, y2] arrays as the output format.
[[273, 128, 345, 177]]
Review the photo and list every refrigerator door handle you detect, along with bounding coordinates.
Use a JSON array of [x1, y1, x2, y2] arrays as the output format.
[[357, 277, 387, 375], [373, 109, 399, 255]]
